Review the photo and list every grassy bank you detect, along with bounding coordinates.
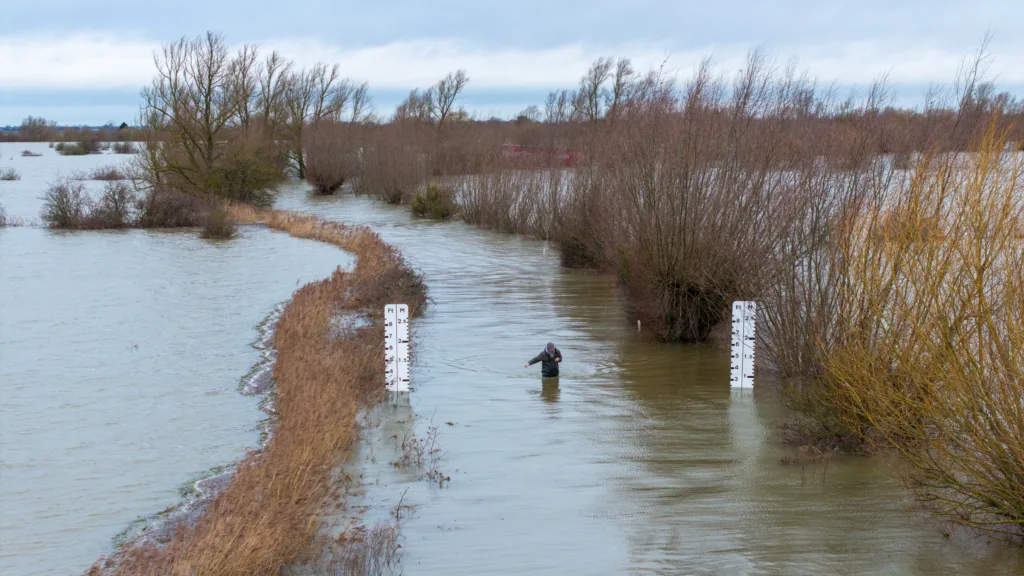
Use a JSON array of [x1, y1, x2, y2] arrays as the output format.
[[91, 208, 426, 575]]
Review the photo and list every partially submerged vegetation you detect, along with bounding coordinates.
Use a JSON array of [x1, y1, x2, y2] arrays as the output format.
[[0, 203, 31, 227], [86, 165, 126, 181], [410, 184, 457, 219], [39, 179, 215, 230], [303, 122, 363, 195], [66, 166, 127, 182], [311, 47, 1024, 538], [818, 130, 1024, 536], [30, 26, 1023, 553], [293, 521, 402, 576], [200, 204, 236, 239], [111, 142, 136, 154], [130, 32, 369, 207], [55, 139, 102, 156], [0, 168, 20, 180], [92, 209, 426, 574]]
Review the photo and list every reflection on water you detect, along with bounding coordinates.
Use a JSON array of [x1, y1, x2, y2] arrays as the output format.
[[539, 380, 560, 405], [276, 183, 1024, 575], [0, 224, 352, 576]]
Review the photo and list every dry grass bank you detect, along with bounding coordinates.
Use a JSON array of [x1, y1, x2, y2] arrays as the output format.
[[91, 207, 425, 575]]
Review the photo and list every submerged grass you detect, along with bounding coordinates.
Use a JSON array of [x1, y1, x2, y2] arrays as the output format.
[[92, 207, 426, 575]]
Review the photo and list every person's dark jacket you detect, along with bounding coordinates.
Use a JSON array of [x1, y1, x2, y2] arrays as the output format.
[[528, 347, 562, 378]]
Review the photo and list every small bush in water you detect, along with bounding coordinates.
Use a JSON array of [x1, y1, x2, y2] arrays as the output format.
[[55, 140, 101, 156], [111, 142, 137, 154], [89, 182, 137, 228], [0, 168, 20, 181], [0, 205, 28, 227], [410, 185, 457, 219], [21, 150, 42, 157], [356, 131, 427, 204], [304, 121, 360, 195], [88, 166, 126, 181], [136, 187, 205, 228], [41, 179, 89, 227], [201, 204, 236, 239]]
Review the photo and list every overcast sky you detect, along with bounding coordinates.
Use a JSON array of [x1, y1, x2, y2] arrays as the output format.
[[2, 0, 1023, 125]]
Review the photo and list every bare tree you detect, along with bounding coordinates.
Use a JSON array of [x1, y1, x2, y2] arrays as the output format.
[[18, 116, 58, 141], [256, 51, 293, 130], [544, 89, 571, 123], [393, 89, 433, 123], [133, 32, 298, 206], [517, 105, 542, 123], [390, 70, 469, 128], [282, 63, 356, 178], [569, 89, 588, 121], [431, 69, 469, 128], [228, 44, 260, 130], [350, 81, 373, 122], [140, 32, 239, 189], [605, 58, 635, 121], [543, 58, 618, 123], [578, 57, 613, 122]]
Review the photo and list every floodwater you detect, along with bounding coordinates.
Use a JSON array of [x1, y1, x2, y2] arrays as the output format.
[[3, 137, 1023, 574], [0, 143, 354, 575], [275, 185, 1024, 575]]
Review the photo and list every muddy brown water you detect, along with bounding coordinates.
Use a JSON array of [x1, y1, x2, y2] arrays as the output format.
[[2, 139, 1023, 574], [275, 183, 1024, 575]]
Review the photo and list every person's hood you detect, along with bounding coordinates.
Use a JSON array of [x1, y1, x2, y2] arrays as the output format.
[[546, 342, 555, 353]]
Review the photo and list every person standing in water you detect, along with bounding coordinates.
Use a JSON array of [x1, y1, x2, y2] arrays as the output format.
[[525, 342, 562, 378]]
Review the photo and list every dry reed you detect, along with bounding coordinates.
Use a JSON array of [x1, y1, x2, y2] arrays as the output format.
[[92, 207, 425, 574]]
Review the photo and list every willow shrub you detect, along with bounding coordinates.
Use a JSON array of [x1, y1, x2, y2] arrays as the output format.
[[355, 128, 427, 204], [304, 121, 362, 195], [410, 184, 457, 219], [819, 127, 1024, 536]]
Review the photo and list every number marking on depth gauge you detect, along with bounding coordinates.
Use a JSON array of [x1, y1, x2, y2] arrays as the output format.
[[730, 301, 756, 388], [385, 304, 410, 392]]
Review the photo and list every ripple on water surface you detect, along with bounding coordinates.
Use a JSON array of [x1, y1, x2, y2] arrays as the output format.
[[0, 225, 352, 576], [272, 183, 1024, 576]]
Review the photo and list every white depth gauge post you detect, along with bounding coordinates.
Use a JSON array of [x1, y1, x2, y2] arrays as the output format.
[[384, 304, 410, 392], [730, 301, 756, 388]]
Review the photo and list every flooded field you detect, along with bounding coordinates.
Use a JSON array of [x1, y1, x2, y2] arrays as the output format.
[[2, 138, 1023, 574], [276, 184, 1024, 575], [0, 144, 353, 575]]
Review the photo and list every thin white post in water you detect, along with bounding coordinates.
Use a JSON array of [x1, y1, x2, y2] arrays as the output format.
[[395, 304, 410, 391], [384, 305, 397, 391], [730, 301, 756, 388], [385, 304, 410, 393]]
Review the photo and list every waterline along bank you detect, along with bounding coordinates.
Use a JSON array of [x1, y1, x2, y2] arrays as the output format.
[[91, 208, 426, 575]]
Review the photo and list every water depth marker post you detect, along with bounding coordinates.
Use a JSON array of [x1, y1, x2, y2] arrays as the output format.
[[385, 304, 410, 393], [730, 301, 756, 388]]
